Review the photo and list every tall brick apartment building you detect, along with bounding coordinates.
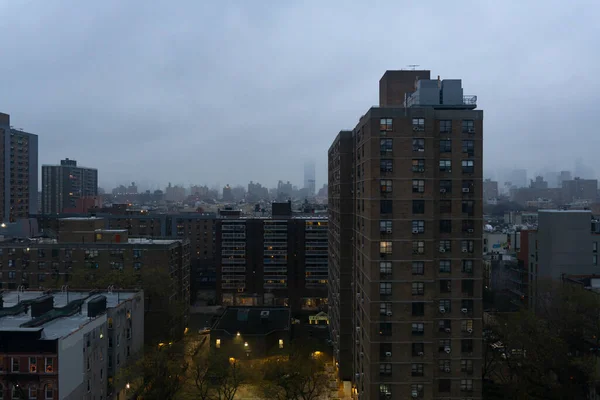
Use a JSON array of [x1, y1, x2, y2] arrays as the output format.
[[328, 70, 483, 399], [216, 205, 328, 314]]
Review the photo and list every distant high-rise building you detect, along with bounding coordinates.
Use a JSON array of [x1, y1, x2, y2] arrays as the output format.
[[508, 168, 527, 188], [329, 70, 483, 399], [222, 184, 234, 202], [304, 160, 316, 196], [483, 179, 499, 202], [558, 170, 572, 188], [0, 112, 38, 222], [42, 158, 98, 214]]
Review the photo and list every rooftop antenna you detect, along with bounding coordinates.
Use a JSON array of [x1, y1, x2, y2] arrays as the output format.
[[407, 64, 420, 70]]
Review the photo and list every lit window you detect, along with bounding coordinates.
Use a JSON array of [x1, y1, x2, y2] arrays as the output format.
[[380, 241, 392, 255], [279, 339, 284, 349], [216, 339, 221, 349], [29, 357, 37, 373]]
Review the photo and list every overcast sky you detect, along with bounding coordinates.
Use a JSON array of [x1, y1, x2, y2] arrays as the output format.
[[1, 0, 598, 190]]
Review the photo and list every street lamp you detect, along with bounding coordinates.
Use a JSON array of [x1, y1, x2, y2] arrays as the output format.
[[126, 383, 130, 390]]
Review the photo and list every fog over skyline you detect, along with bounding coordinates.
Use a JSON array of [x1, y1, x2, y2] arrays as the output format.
[[1, 0, 598, 191]]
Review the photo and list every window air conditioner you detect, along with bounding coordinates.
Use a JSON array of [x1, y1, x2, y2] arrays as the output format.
[[439, 247, 446, 253], [418, 351, 424, 356], [355, 373, 360, 379], [412, 229, 419, 234], [468, 229, 474, 233], [444, 367, 451, 373], [462, 249, 468, 253], [462, 188, 470, 193], [412, 390, 418, 398], [385, 351, 392, 357], [440, 188, 446, 193], [386, 311, 393, 317], [386, 228, 392, 234], [467, 328, 473, 334], [445, 346, 451, 354], [468, 128, 475, 133], [360, 352, 364, 357], [445, 328, 451, 333], [356, 327, 361, 332], [461, 308, 468, 314], [356, 340, 360, 345], [439, 306, 446, 314]]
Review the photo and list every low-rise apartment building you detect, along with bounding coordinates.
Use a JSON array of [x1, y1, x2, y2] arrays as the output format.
[[0, 217, 189, 343], [0, 289, 143, 400]]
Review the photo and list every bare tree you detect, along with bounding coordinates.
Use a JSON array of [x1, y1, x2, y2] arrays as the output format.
[[190, 351, 245, 400], [259, 351, 329, 400]]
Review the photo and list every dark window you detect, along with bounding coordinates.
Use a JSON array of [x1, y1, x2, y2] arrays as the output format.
[[462, 299, 474, 312], [461, 339, 474, 353], [439, 240, 451, 252], [412, 261, 424, 275], [440, 200, 452, 213], [412, 323, 424, 335], [440, 180, 452, 193], [412, 118, 425, 131], [412, 241, 424, 255], [462, 280, 474, 296], [440, 139, 452, 152], [440, 280, 452, 293], [439, 160, 452, 172], [461, 240, 474, 253], [380, 118, 393, 131], [380, 343, 392, 358], [439, 260, 451, 273], [462, 180, 474, 192], [461, 359, 474, 373], [380, 262, 392, 279], [438, 320, 451, 332], [380, 282, 392, 295], [380, 363, 392, 376], [412, 302, 425, 316], [411, 363, 424, 377], [462, 160, 475, 173], [412, 282, 424, 295], [462, 140, 474, 156], [380, 139, 393, 155], [440, 299, 451, 313], [412, 180, 425, 193], [462, 200, 474, 216], [412, 220, 425, 233], [439, 379, 451, 392], [462, 260, 473, 274], [439, 120, 452, 133], [412, 138, 425, 152], [380, 220, 392, 233], [412, 159, 425, 173], [462, 120, 475, 133], [380, 200, 393, 214], [438, 339, 451, 352], [412, 343, 424, 356], [440, 220, 452, 233], [380, 322, 392, 336], [413, 200, 425, 214], [462, 220, 475, 232], [380, 159, 393, 173]]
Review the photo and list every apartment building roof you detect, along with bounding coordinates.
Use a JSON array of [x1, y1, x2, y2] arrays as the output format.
[[0, 290, 140, 339]]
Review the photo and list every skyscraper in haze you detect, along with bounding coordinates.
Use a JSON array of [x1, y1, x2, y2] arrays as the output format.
[[0, 112, 38, 222], [329, 70, 483, 399], [42, 158, 98, 214], [304, 160, 316, 196]]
